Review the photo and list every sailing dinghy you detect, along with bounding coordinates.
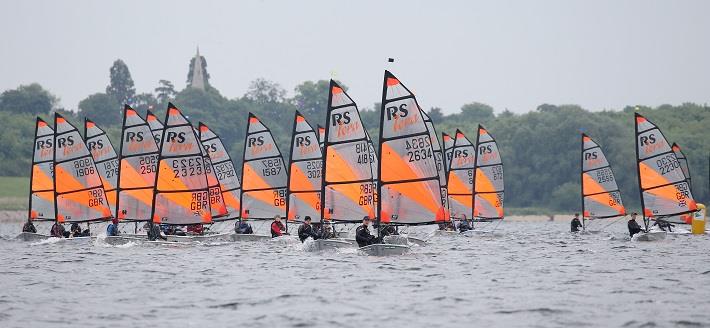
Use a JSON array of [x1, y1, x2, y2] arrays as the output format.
[[18, 118, 56, 241], [52, 113, 112, 242], [463, 125, 504, 236], [634, 113, 697, 241], [579, 133, 626, 234], [287, 111, 351, 250], [150, 103, 217, 241], [432, 132, 459, 237], [368, 71, 445, 255], [239, 113, 289, 240], [321, 80, 379, 246], [84, 119, 119, 221]]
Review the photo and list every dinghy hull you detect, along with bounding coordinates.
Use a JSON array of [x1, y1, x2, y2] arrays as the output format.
[[165, 232, 234, 243], [634, 231, 667, 241], [16, 232, 52, 242], [231, 233, 271, 242], [358, 243, 410, 256], [306, 239, 353, 252]]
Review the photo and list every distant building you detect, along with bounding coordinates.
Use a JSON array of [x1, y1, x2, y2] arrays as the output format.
[[187, 47, 209, 91]]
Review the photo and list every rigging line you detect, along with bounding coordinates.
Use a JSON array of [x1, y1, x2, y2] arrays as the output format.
[[600, 215, 626, 230]]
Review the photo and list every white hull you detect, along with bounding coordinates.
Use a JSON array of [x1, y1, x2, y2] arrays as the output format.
[[102, 236, 144, 246], [16, 232, 52, 242], [358, 243, 410, 256], [165, 232, 234, 243], [633, 231, 667, 241], [231, 233, 271, 242], [383, 235, 408, 246], [305, 239, 353, 252]]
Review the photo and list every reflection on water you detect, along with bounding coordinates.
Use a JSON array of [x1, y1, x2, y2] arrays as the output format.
[[1, 220, 709, 328]]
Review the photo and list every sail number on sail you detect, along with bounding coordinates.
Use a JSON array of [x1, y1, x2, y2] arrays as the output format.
[[171, 157, 204, 178], [355, 142, 374, 164], [138, 155, 157, 174], [73, 158, 96, 177], [261, 158, 282, 176], [405, 136, 433, 162]]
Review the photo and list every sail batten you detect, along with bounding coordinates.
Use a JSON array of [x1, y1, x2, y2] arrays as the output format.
[[634, 113, 696, 224], [377, 71, 444, 225], [53, 114, 112, 223], [28, 117, 55, 221], [580, 133, 625, 220], [149, 103, 212, 225], [286, 111, 323, 223], [239, 113, 287, 220], [321, 80, 376, 223]]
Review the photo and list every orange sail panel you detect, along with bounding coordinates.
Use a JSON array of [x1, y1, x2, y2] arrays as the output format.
[[287, 112, 323, 223], [199, 123, 241, 220], [377, 71, 444, 225], [635, 113, 696, 223], [84, 119, 118, 217], [115, 105, 160, 221], [473, 125, 504, 220], [28, 117, 55, 221], [321, 80, 377, 222], [195, 127, 228, 221], [150, 103, 212, 225], [240, 113, 287, 220], [53, 114, 111, 223], [447, 130, 475, 220], [581, 133, 625, 219]]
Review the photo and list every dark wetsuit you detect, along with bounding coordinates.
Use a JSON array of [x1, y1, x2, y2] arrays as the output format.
[[458, 221, 471, 233], [298, 223, 320, 242], [147, 223, 166, 241], [628, 219, 642, 237], [355, 224, 378, 247], [50, 223, 66, 238], [235, 222, 254, 234], [571, 218, 583, 232], [22, 221, 37, 233]]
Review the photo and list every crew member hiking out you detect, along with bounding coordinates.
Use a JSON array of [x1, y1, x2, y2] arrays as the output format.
[[106, 218, 120, 237], [355, 216, 378, 247], [571, 213, 583, 232], [297, 216, 320, 242], [628, 213, 642, 237]]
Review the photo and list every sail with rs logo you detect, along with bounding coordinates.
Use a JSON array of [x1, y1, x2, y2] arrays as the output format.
[[377, 71, 445, 225], [287, 111, 324, 223], [634, 113, 697, 225], [321, 80, 377, 223], [580, 133, 626, 220], [199, 123, 241, 220], [84, 119, 119, 218], [240, 113, 288, 220], [150, 103, 212, 225], [446, 130, 475, 221], [53, 113, 112, 223], [472, 125, 504, 220], [28, 117, 55, 222]]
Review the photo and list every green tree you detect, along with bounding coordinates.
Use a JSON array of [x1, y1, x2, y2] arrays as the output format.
[[458, 102, 495, 123], [245, 78, 286, 104], [155, 80, 177, 104], [106, 59, 135, 105], [78, 93, 120, 126], [427, 107, 444, 123], [292, 80, 330, 125], [0, 83, 58, 115]]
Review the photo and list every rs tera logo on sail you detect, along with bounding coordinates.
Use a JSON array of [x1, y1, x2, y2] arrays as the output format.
[[296, 136, 318, 155], [88, 139, 109, 158], [331, 112, 360, 137], [248, 136, 272, 155], [640, 133, 662, 154], [453, 149, 473, 166], [386, 103, 418, 131], [125, 131, 155, 152], [36, 137, 53, 157], [166, 131, 192, 152], [57, 136, 82, 155], [584, 151, 602, 166]]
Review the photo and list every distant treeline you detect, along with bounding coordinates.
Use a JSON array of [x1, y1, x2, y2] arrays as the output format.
[[1, 59, 707, 213]]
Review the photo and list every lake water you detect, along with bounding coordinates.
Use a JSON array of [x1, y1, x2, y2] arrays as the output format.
[[1, 219, 709, 328]]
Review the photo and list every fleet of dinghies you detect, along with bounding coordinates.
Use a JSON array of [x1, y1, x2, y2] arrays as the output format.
[[19, 69, 703, 252]]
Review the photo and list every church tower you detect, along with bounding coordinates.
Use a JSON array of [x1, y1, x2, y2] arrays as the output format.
[[188, 47, 206, 91]]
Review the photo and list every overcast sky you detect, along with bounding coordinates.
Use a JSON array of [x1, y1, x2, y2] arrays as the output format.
[[1, 0, 708, 114]]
